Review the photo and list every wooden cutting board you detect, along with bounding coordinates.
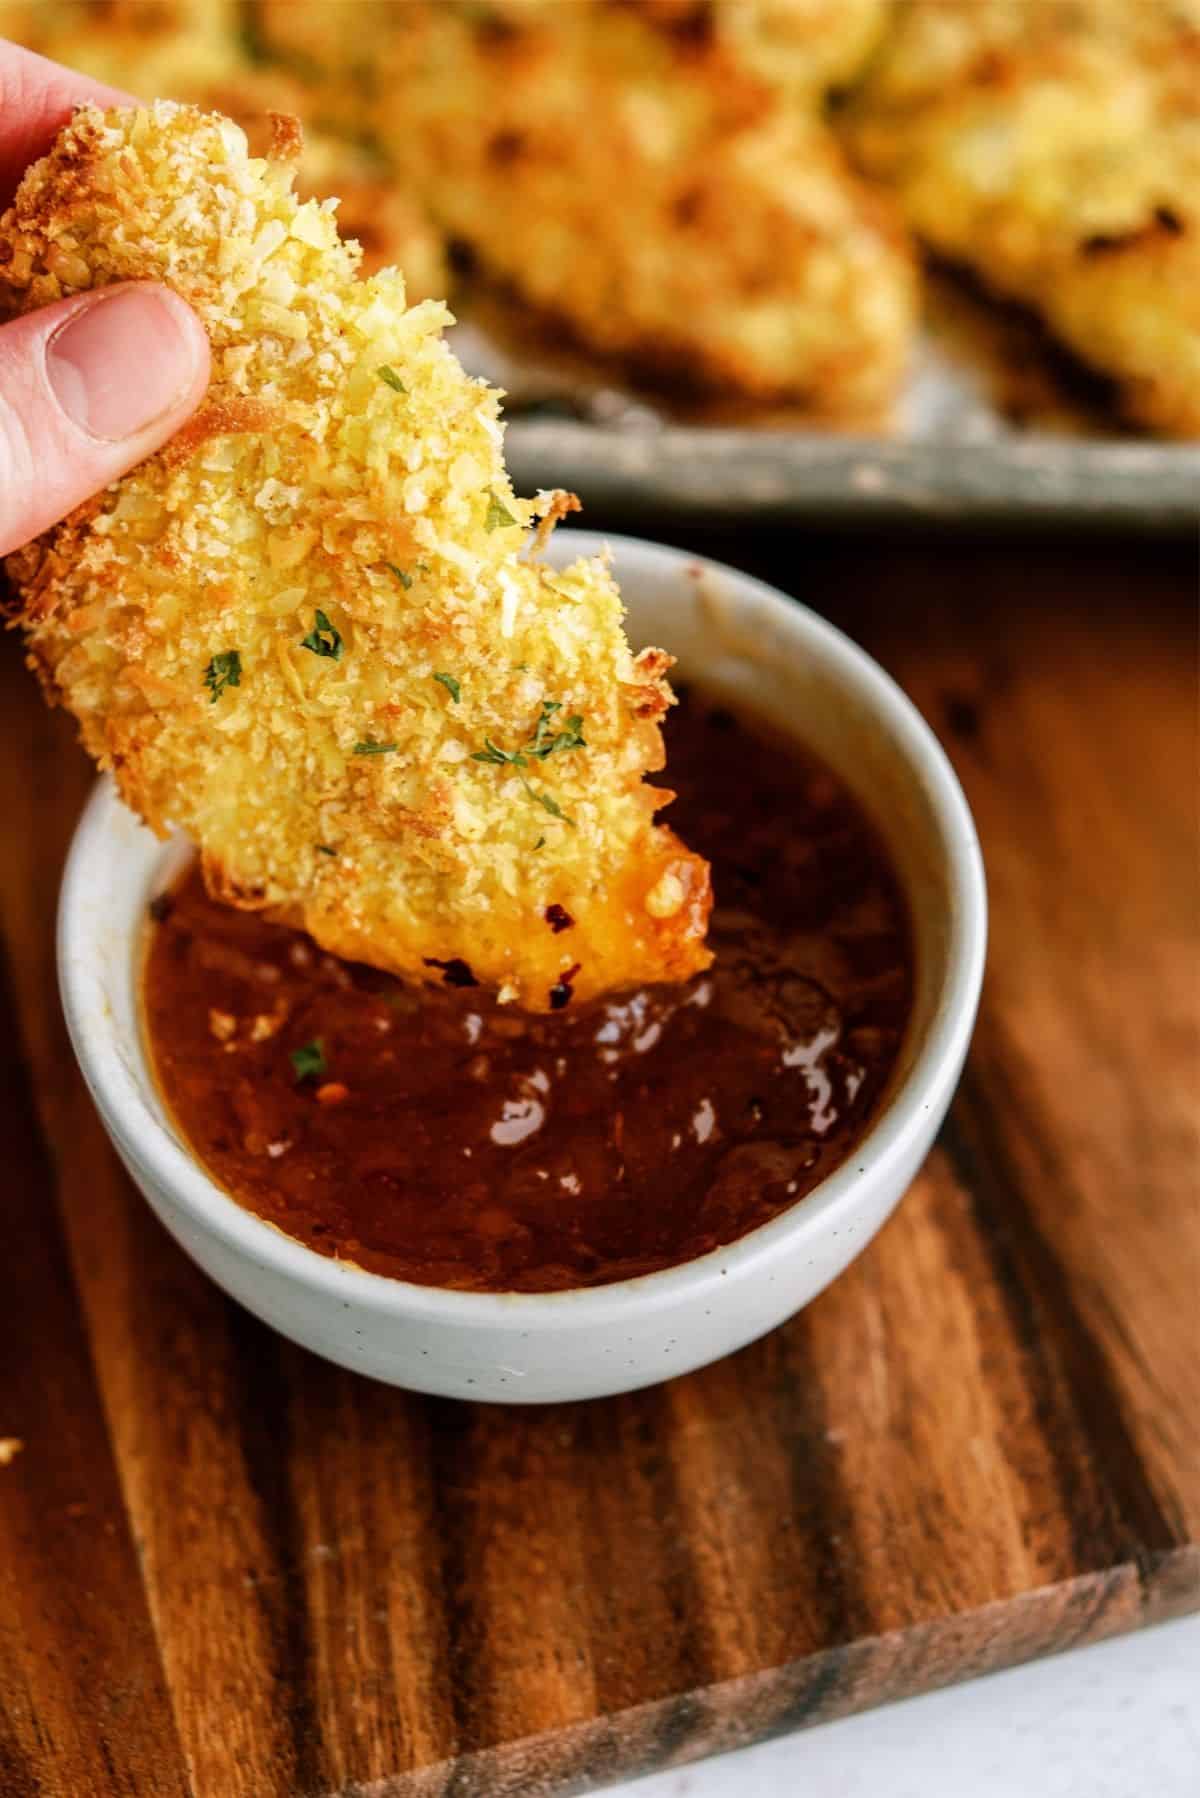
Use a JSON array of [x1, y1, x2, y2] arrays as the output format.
[[2, 531, 1197, 1798]]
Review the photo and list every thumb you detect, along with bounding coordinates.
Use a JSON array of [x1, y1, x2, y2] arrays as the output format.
[[0, 281, 209, 557]]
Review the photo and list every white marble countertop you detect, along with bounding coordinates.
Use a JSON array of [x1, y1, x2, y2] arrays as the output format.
[[605, 1613, 1200, 1798]]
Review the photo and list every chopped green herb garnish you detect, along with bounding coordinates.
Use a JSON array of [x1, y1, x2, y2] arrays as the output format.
[[471, 736, 519, 768], [533, 834, 546, 850], [203, 649, 242, 703], [382, 560, 428, 590], [299, 609, 343, 660], [469, 699, 584, 825], [527, 699, 585, 759], [354, 738, 398, 755], [469, 746, 575, 823], [484, 488, 517, 532], [526, 784, 573, 824], [514, 661, 530, 672], [472, 700, 585, 767], [290, 1038, 326, 1082], [316, 844, 337, 857], [377, 364, 407, 393], [433, 672, 462, 703], [529, 698, 559, 746]]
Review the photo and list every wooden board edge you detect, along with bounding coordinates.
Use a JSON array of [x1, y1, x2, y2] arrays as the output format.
[[338, 1549, 1199, 1798]]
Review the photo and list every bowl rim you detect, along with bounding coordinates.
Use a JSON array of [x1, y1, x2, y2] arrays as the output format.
[[58, 529, 986, 1325]]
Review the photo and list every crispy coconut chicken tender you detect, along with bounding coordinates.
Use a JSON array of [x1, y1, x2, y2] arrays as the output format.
[[1, 102, 711, 1010], [847, 0, 1200, 438]]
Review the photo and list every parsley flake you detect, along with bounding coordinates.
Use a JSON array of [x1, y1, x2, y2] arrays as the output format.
[[471, 736, 519, 768], [472, 700, 585, 767], [533, 835, 546, 850], [316, 844, 337, 857], [383, 560, 428, 590], [525, 783, 573, 824], [469, 699, 584, 826], [290, 1038, 326, 1082], [354, 738, 398, 755], [528, 699, 585, 759], [377, 364, 407, 393], [433, 672, 462, 703], [300, 609, 343, 660], [203, 650, 242, 703], [484, 488, 517, 532]]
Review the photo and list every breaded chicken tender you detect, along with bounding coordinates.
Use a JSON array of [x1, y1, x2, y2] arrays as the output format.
[[0, 0, 240, 96], [847, 0, 1200, 437], [1, 103, 711, 1009], [0, 0, 448, 295], [197, 68, 448, 293], [674, 0, 888, 98], [258, 0, 889, 105], [259, 0, 915, 417]]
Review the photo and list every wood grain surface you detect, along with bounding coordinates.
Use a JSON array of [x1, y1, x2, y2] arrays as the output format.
[[1, 530, 1197, 1798]]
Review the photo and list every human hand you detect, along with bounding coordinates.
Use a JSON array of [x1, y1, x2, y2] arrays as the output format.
[[0, 41, 209, 556]]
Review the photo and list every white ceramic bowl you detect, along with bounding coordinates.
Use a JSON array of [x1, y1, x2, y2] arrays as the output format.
[[58, 531, 985, 1403]]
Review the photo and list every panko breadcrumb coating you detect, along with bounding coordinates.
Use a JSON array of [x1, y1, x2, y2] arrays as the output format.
[[690, 0, 888, 98], [0, 0, 240, 98], [1, 102, 711, 1009], [259, 0, 916, 417], [847, 0, 1200, 437], [198, 68, 448, 293], [0, 0, 448, 295], [258, 0, 889, 105]]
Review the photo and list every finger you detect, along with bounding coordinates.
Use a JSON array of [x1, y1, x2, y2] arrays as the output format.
[[0, 40, 131, 205], [0, 282, 209, 558]]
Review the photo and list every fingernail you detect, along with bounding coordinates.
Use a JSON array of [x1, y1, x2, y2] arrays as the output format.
[[46, 286, 201, 442]]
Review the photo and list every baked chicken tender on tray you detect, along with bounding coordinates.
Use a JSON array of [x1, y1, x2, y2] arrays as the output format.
[[1, 103, 712, 1011], [847, 0, 1200, 438], [0, 0, 240, 97], [0, 0, 447, 295], [258, 0, 916, 419]]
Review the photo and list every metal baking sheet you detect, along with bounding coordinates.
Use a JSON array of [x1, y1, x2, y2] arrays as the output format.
[[504, 421, 1199, 528], [450, 294, 1200, 528]]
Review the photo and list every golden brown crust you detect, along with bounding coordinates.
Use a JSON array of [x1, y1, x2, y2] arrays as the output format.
[[157, 396, 278, 470], [201, 848, 272, 909], [265, 108, 304, 165], [847, 0, 1200, 438], [531, 489, 582, 551], [258, 0, 914, 418], [2, 102, 712, 1008], [0, 3, 450, 298]]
